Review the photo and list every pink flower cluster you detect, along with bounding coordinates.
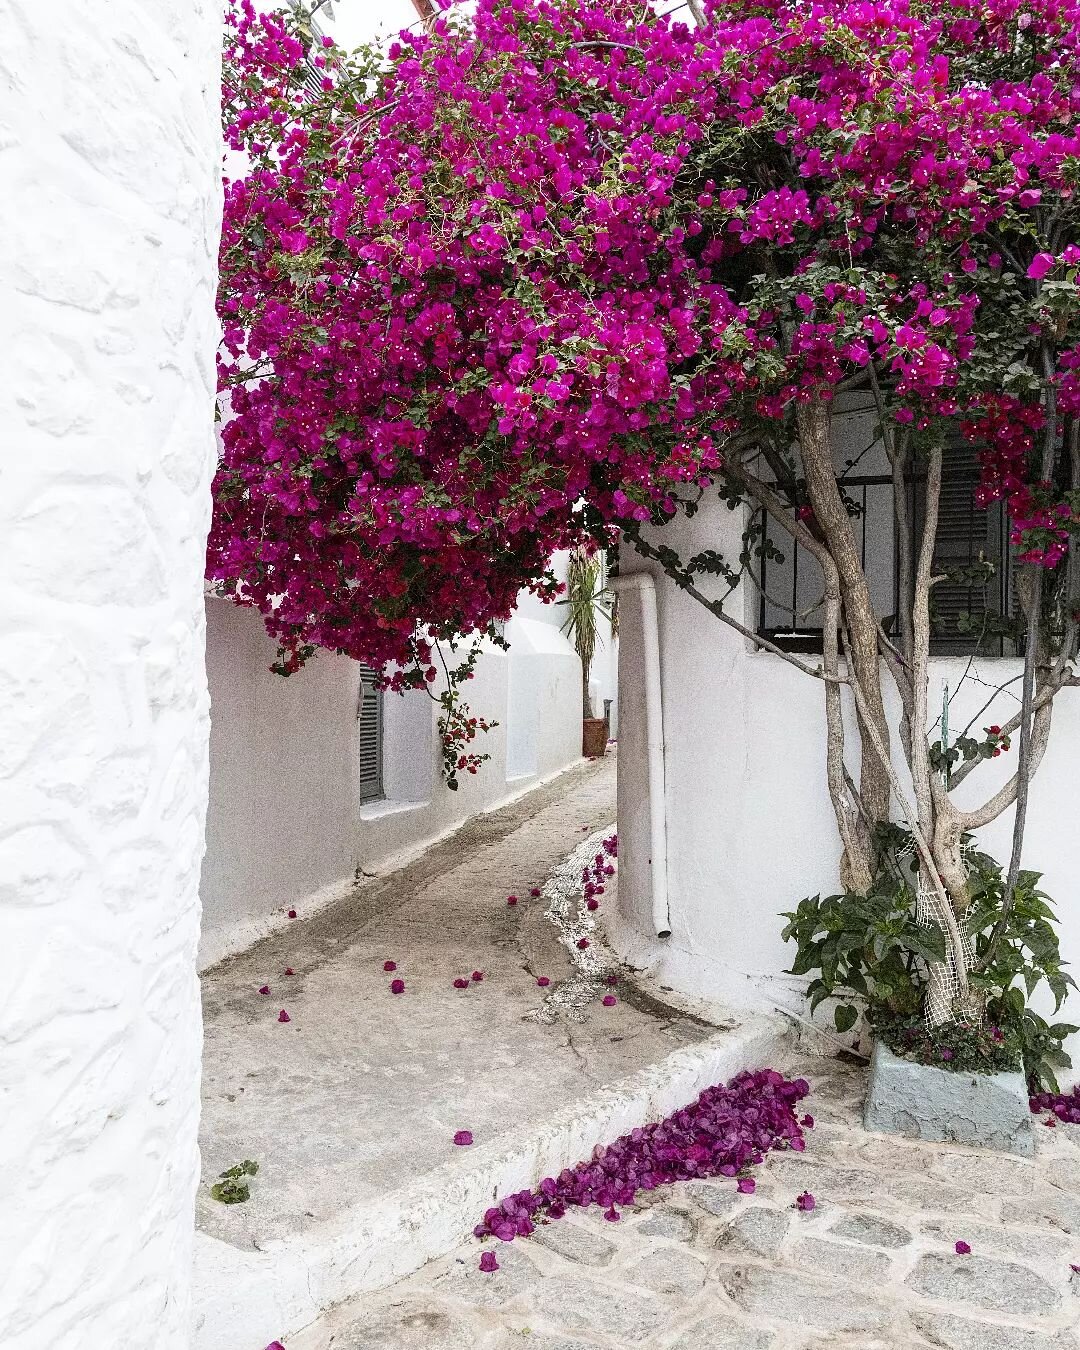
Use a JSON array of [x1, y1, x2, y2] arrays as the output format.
[[582, 833, 618, 912], [215, 0, 1080, 688], [1030, 1085, 1080, 1124], [473, 1068, 810, 1246]]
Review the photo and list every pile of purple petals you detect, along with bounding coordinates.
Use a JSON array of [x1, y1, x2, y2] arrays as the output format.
[[1030, 1086, 1080, 1124], [474, 1069, 810, 1243]]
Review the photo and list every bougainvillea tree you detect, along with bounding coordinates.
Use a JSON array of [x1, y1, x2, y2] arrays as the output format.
[[216, 0, 1080, 1028]]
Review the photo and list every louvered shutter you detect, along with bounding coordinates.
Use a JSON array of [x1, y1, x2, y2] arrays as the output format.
[[926, 442, 1011, 655], [357, 664, 384, 803]]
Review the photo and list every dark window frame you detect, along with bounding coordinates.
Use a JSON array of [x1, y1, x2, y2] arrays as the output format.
[[756, 449, 1016, 657]]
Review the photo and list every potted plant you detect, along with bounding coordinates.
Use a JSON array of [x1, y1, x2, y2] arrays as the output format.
[[782, 828, 1077, 1154], [561, 548, 613, 758]]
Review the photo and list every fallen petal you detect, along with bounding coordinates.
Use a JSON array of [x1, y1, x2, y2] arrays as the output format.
[[795, 1191, 815, 1212], [737, 1178, 756, 1194], [258, 985, 270, 996], [383, 960, 397, 972], [453, 977, 469, 989], [277, 1010, 291, 1023], [287, 909, 297, 919], [284, 968, 295, 976], [955, 1240, 971, 1255], [390, 979, 405, 994], [536, 976, 550, 987], [479, 1251, 499, 1273], [602, 995, 617, 1007], [471, 971, 484, 982]]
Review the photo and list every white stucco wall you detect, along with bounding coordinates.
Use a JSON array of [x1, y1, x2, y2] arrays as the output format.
[[615, 489, 1080, 1082], [0, 3, 221, 1346], [199, 597, 583, 968]]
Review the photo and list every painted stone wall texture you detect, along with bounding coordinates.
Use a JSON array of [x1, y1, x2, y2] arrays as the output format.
[[0, 3, 221, 1347]]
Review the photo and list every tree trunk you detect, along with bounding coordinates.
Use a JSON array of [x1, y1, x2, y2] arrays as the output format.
[[797, 400, 892, 857]]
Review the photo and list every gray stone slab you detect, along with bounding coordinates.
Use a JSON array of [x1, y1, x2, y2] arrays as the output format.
[[905, 1251, 1062, 1319], [791, 1236, 893, 1282], [622, 1246, 707, 1297], [635, 1205, 697, 1242], [714, 1206, 791, 1260], [910, 1309, 1073, 1350], [525, 1272, 670, 1344], [717, 1264, 893, 1333], [666, 1316, 775, 1349], [828, 1211, 913, 1249], [326, 1299, 487, 1350], [531, 1219, 618, 1268], [864, 1042, 1033, 1157]]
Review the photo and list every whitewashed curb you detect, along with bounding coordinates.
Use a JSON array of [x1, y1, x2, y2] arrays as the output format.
[[194, 1013, 790, 1350]]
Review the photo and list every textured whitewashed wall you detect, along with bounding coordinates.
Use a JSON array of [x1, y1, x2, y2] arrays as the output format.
[[0, 3, 221, 1347]]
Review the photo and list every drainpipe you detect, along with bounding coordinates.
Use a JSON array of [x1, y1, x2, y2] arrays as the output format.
[[609, 573, 671, 939]]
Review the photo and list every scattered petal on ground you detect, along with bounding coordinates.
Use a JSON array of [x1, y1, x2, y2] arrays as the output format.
[[453, 977, 469, 989], [955, 1240, 971, 1255], [384, 960, 397, 972], [390, 979, 405, 994], [277, 1010, 291, 1023], [284, 967, 295, 976], [471, 970, 484, 982], [795, 1191, 816, 1211], [530, 887, 541, 896], [258, 985, 270, 995], [577, 938, 589, 949], [287, 909, 297, 919], [507, 895, 518, 906], [454, 1130, 474, 1146], [536, 976, 550, 987], [479, 1251, 499, 1273], [602, 995, 617, 1006]]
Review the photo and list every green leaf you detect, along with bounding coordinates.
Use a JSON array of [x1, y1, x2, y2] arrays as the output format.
[[834, 1003, 859, 1033]]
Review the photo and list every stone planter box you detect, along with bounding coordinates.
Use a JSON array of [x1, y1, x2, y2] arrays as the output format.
[[864, 1041, 1032, 1157]]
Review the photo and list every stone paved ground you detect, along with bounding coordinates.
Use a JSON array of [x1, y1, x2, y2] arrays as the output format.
[[292, 1053, 1080, 1350]]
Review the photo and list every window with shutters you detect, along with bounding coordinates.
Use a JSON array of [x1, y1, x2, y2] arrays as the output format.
[[356, 664, 384, 804], [757, 440, 1017, 656]]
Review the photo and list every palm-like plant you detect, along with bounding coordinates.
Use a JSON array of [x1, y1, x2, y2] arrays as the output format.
[[561, 548, 612, 720]]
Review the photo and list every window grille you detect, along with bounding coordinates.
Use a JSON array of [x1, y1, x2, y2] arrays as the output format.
[[356, 664, 384, 803], [757, 442, 1016, 656]]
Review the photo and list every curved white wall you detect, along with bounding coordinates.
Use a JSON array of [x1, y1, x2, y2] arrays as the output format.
[[0, 3, 221, 1346], [615, 500, 1080, 1082]]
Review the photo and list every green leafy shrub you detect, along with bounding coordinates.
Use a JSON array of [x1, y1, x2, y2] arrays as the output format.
[[781, 830, 1077, 1090]]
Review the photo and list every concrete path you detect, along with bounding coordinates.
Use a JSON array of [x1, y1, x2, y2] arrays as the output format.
[[199, 753, 781, 1350], [291, 1054, 1080, 1350]]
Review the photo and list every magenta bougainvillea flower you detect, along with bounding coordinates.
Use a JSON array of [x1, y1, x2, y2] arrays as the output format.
[[602, 995, 617, 1007], [603, 1205, 621, 1222], [473, 1069, 810, 1249], [479, 1251, 499, 1273], [507, 896, 518, 907], [453, 977, 469, 989], [265, 1342, 286, 1350], [536, 977, 551, 987], [390, 979, 405, 995], [277, 1010, 291, 1024], [1030, 1086, 1080, 1124], [471, 971, 484, 983], [795, 1191, 816, 1212], [217, 0, 1080, 719], [383, 961, 397, 972], [801, 1115, 814, 1128], [737, 1178, 756, 1194], [955, 1240, 972, 1255], [258, 985, 270, 996], [454, 1130, 474, 1146]]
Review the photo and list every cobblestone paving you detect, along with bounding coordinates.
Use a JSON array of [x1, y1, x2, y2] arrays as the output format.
[[295, 1054, 1080, 1350]]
